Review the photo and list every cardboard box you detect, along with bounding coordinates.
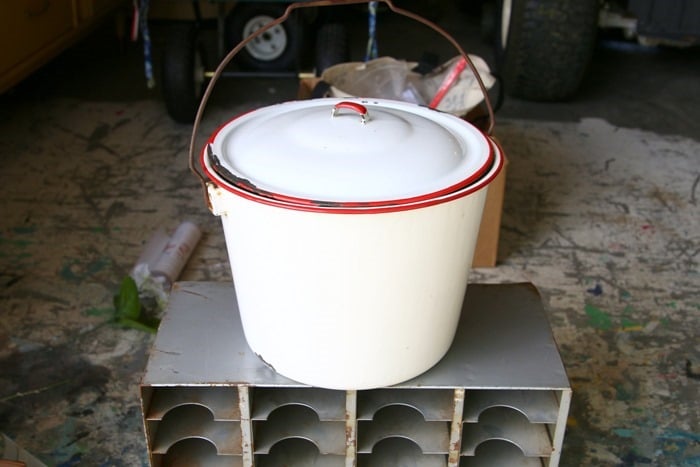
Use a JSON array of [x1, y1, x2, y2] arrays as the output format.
[[297, 78, 506, 267], [472, 152, 506, 267]]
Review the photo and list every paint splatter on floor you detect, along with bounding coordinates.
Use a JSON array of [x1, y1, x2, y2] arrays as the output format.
[[1, 97, 698, 465], [471, 118, 699, 466]]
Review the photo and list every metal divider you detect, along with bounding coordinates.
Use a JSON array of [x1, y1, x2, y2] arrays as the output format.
[[238, 386, 253, 466], [448, 388, 466, 467], [345, 390, 357, 467]]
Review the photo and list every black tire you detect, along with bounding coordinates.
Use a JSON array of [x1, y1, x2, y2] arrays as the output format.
[[496, 0, 598, 100], [225, 3, 301, 71], [458, 0, 488, 16], [480, 0, 498, 43], [315, 23, 349, 76], [161, 24, 207, 123]]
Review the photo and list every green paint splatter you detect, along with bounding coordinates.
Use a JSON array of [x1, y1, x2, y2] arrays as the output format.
[[0, 237, 32, 248], [13, 226, 36, 234], [60, 257, 111, 283], [585, 304, 612, 330], [621, 317, 641, 330]]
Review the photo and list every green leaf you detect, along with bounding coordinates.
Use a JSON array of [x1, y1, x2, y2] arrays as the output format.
[[114, 276, 141, 320], [117, 317, 158, 334], [112, 276, 161, 333]]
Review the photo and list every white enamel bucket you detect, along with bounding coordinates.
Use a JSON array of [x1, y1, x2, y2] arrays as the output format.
[[189, 0, 502, 390], [203, 133, 503, 389]]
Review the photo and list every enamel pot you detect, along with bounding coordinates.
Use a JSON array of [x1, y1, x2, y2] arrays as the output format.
[[199, 97, 504, 389]]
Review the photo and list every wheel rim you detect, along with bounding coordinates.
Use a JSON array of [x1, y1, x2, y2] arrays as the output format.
[[500, 0, 512, 48], [242, 15, 288, 61]]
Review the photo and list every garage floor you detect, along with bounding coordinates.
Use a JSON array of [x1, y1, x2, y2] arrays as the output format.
[[1, 3, 699, 466]]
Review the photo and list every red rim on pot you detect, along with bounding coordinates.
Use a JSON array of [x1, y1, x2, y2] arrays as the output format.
[[201, 114, 504, 215], [202, 98, 493, 210]]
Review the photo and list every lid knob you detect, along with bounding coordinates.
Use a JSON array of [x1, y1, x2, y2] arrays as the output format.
[[332, 101, 369, 125]]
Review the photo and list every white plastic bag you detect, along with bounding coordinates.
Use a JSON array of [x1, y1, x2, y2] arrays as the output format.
[[320, 55, 495, 116]]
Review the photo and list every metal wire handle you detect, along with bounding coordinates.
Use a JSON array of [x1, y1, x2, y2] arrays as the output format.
[[189, 0, 496, 208]]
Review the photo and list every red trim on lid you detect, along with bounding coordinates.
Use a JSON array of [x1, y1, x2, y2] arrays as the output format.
[[201, 137, 504, 215], [203, 100, 495, 209]]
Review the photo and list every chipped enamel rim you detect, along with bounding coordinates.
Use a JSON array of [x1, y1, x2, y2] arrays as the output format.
[[201, 134, 504, 214]]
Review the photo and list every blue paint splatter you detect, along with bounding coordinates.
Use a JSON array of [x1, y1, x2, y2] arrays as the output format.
[[57, 453, 83, 467], [660, 430, 700, 442], [587, 283, 603, 296], [657, 430, 700, 465], [613, 428, 635, 438], [620, 451, 652, 464]]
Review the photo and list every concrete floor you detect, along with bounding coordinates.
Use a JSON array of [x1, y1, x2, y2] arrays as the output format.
[[1, 3, 699, 466]]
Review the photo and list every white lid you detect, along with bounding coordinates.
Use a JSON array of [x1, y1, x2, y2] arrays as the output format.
[[207, 98, 492, 204]]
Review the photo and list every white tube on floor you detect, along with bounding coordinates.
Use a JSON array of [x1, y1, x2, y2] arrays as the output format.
[[151, 221, 202, 287], [133, 228, 170, 272]]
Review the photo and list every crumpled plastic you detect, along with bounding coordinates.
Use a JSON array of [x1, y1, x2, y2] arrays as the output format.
[[320, 55, 495, 116]]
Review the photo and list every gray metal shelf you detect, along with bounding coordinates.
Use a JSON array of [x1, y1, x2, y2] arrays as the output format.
[[140, 282, 571, 466]]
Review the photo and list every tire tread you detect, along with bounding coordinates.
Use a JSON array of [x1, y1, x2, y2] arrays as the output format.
[[501, 0, 598, 100]]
